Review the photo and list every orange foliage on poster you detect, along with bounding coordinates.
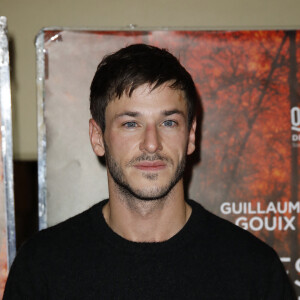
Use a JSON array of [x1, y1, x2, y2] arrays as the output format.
[[43, 29, 300, 295], [147, 30, 299, 293]]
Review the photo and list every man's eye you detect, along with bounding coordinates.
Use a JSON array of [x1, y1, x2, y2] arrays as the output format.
[[163, 120, 177, 127], [124, 122, 137, 128]]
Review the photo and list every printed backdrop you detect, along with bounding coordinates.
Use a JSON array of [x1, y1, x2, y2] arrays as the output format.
[[41, 30, 300, 296]]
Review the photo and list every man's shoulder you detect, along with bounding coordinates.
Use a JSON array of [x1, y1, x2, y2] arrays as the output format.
[[16, 200, 106, 262], [186, 200, 295, 299], [188, 199, 279, 262], [3, 201, 107, 299]]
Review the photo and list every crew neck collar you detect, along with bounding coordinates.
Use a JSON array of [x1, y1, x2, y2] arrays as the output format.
[[91, 199, 206, 255]]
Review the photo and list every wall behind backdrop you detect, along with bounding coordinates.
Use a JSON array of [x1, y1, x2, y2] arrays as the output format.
[[0, 0, 300, 160]]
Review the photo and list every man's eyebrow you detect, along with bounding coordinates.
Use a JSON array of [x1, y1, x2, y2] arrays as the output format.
[[114, 110, 185, 120], [114, 111, 140, 119], [162, 109, 185, 117]]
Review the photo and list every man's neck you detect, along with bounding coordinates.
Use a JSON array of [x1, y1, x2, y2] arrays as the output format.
[[102, 181, 191, 242]]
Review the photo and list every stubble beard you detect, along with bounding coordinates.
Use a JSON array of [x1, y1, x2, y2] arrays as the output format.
[[104, 142, 186, 201]]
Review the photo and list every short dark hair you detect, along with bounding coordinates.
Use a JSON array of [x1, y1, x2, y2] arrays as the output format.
[[90, 44, 198, 131]]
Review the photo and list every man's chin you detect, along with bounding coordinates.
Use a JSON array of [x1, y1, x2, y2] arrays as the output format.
[[117, 183, 172, 201]]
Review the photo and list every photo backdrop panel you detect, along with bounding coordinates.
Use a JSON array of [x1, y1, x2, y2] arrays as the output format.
[[0, 16, 15, 297], [41, 30, 300, 295]]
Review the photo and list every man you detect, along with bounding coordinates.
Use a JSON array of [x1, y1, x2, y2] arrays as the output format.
[[4, 44, 295, 299]]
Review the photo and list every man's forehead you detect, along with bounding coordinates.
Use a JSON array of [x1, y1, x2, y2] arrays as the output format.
[[114, 81, 183, 99], [107, 83, 187, 115]]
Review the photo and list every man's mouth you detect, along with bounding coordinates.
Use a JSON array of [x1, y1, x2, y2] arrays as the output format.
[[134, 161, 167, 171]]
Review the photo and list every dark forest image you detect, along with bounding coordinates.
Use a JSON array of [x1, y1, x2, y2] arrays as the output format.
[[149, 30, 299, 293], [43, 29, 300, 294]]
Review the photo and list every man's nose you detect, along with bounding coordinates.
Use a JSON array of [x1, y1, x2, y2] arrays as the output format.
[[139, 125, 163, 153]]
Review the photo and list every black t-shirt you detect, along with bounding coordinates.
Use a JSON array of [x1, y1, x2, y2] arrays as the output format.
[[3, 199, 295, 299]]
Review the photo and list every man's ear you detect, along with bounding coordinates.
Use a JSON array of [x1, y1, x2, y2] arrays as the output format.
[[89, 119, 105, 157], [187, 118, 197, 155]]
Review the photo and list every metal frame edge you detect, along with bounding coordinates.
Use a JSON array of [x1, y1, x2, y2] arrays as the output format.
[[0, 16, 16, 268], [36, 31, 47, 230]]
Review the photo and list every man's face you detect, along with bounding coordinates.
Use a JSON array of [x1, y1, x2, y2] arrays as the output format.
[[90, 83, 196, 200]]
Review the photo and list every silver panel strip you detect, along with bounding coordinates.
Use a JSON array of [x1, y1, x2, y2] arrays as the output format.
[[35, 31, 47, 230], [0, 16, 16, 268], [38, 25, 300, 31]]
